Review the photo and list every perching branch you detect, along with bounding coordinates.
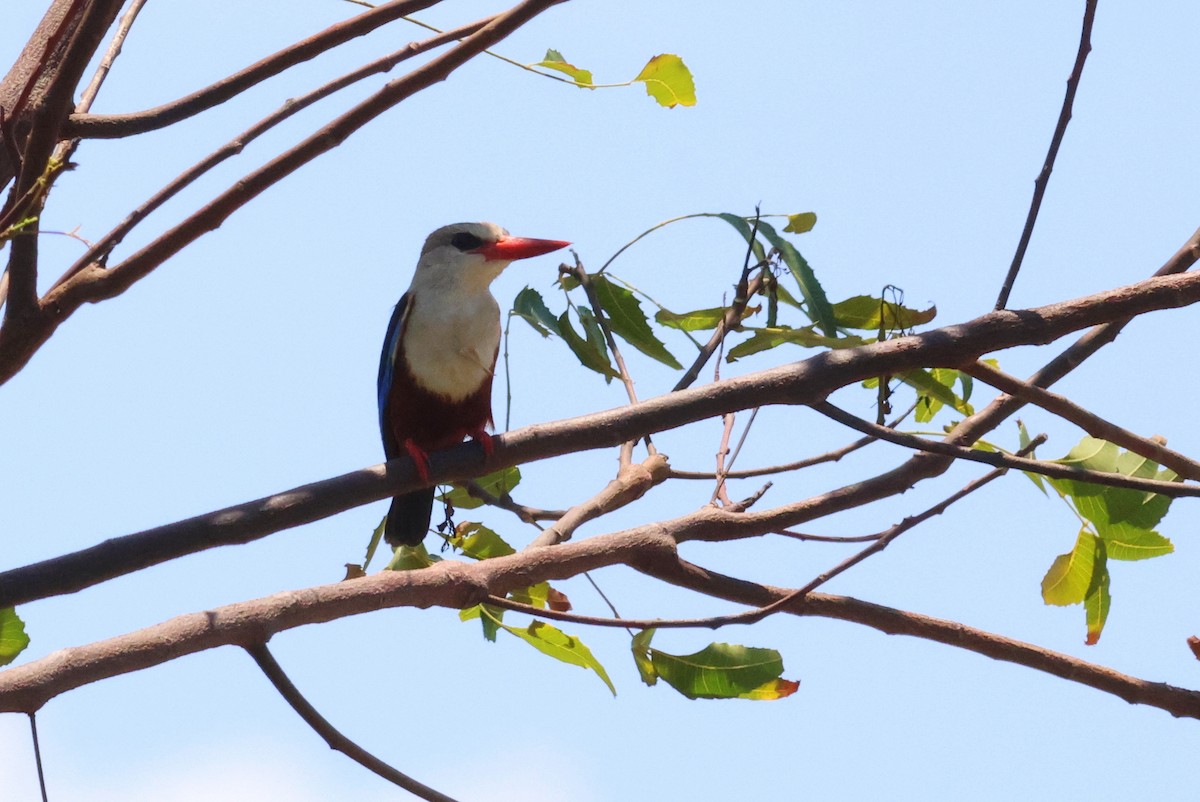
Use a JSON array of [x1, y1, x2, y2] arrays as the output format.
[[6, 263, 1200, 608]]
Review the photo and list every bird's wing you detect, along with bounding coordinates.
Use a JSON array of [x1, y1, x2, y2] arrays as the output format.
[[377, 291, 411, 459]]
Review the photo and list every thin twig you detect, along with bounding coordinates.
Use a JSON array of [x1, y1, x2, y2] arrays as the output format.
[[812, 401, 1200, 497], [52, 16, 496, 289], [75, 0, 147, 114], [246, 641, 459, 802], [29, 712, 48, 802], [671, 400, 918, 480], [994, 0, 1099, 309], [65, 0, 442, 138], [963, 360, 1200, 479], [459, 479, 565, 523]]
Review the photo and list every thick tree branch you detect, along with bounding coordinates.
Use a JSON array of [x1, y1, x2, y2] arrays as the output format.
[[4, 529, 1199, 721], [6, 266, 1200, 608], [62, 0, 443, 139]]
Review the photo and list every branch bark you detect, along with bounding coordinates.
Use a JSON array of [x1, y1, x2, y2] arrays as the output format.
[[4, 264, 1200, 608]]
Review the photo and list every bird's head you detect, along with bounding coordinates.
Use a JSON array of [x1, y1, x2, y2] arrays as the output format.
[[414, 222, 571, 293]]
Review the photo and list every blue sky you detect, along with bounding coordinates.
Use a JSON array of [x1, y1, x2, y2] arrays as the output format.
[[3, 2, 1200, 799]]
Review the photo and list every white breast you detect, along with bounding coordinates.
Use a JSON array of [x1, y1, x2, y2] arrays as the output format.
[[402, 286, 500, 401]]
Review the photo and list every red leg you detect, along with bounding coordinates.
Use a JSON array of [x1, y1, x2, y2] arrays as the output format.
[[403, 439, 432, 483], [470, 429, 494, 458]]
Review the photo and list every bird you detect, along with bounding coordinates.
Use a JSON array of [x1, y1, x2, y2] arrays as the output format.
[[377, 222, 570, 547]]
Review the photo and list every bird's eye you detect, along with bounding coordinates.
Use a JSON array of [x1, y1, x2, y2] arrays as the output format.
[[450, 232, 484, 251]]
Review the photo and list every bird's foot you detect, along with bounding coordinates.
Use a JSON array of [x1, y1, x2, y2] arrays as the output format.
[[471, 429, 494, 459], [403, 439, 432, 484]]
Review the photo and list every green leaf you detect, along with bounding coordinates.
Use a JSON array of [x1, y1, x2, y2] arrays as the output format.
[[831, 295, 937, 330], [0, 608, 30, 667], [558, 309, 619, 379], [591, 275, 682, 369], [713, 213, 767, 263], [649, 642, 788, 700], [508, 581, 551, 609], [1042, 531, 1102, 606], [386, 542, 441, 571], [726, 326, 863, 362], [1101, 524, 1174, 561], [439, 467, 522, 511], [783, 212, 817, 234], [363, 514, 387, 571], [755, 220, 837, 335], [900, 369, 973, 423], [449, 522, 516, 560], [460, 602, 502, 642], [1084, 565, 1111, 645], [512, 287, 562, 338], [1017, 420, 1047, 493], [534, 48, 594, 86], [631, 628, 658, 686], [634, 54, 696, 108], [655, 305, 729, 331], [484, 609, 616, 695]]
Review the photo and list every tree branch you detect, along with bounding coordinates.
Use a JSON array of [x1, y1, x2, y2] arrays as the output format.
[[812, 400, 1200, 497], [963, 360, 1200, 479], [994, 0, 1099, 309], [246, 642, 460, 801], [0, 0, 569, 385], [5, 265, 1200, 607], [62, 0, 443, 139]]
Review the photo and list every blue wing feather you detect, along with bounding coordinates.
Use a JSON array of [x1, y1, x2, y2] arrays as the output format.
[[377, 292, 410, 458]]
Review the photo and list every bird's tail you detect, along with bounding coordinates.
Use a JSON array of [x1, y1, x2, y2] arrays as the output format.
[[385, 488, 435, 547]]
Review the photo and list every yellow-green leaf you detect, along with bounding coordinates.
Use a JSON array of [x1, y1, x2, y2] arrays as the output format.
[[439, 467, 522, 511], [534, 49, 594, 86], [783, 212, 817, 234], [449, 522, 515, 560], [1042, 531, 1102, 606], [832, 295, 937, 330], [386, 542, 441, 571], [1084, 566, 1111, 645], [634, 54, 696, 108], [655, 305, 729, 331], [0, 608, 29, 667], [484, 609, 616, 695]]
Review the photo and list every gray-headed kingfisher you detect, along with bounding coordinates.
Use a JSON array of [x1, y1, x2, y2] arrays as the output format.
[[378, 222, 570, 547]]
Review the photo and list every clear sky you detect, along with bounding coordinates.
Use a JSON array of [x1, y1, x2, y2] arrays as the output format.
[[3, 2, 1200, 800]]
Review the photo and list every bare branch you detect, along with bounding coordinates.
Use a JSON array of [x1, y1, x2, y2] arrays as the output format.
[[63, 0, 443, 139], [994, 0, 1099, 309], [964, 360, 1200, 479], [50, 16, 496, 291], [528, 454, 670, 547], [246, 642, 460, 802], [812, 401, 1199, 497], [0, 0, 568, 384], [640, 558, 1200, 719]]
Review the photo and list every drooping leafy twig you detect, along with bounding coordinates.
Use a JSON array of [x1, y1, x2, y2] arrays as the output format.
[[812, 401, 1198, 497]]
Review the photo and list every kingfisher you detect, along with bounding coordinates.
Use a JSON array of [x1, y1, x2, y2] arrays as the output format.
[[378, 222, 570, 547]]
